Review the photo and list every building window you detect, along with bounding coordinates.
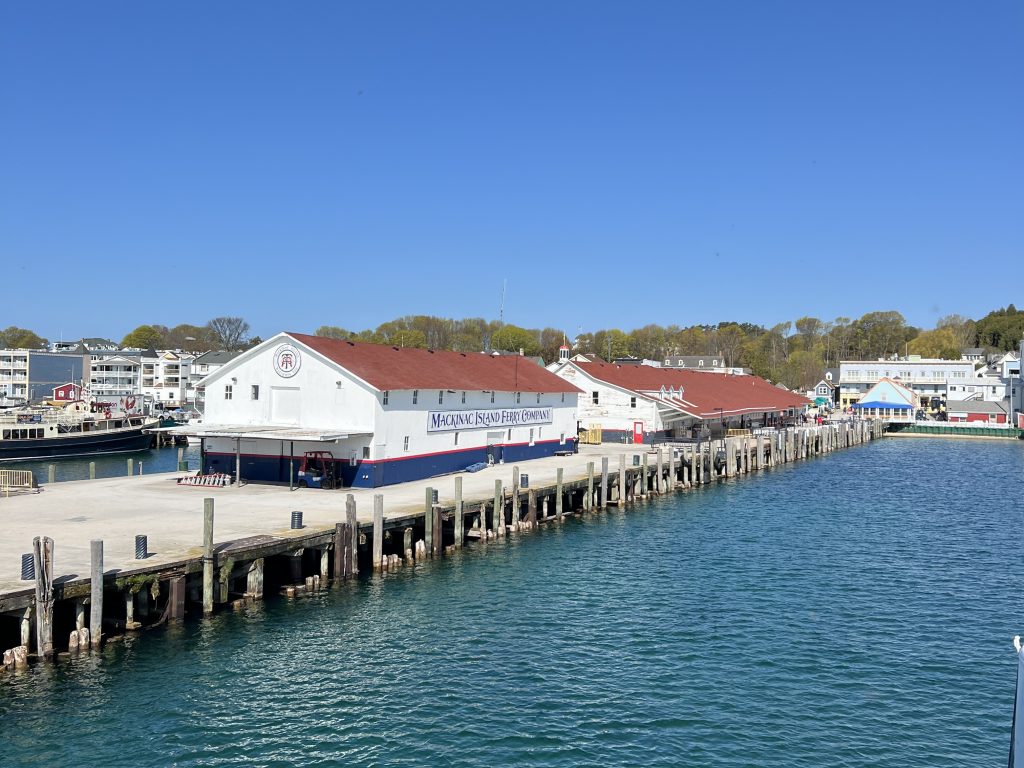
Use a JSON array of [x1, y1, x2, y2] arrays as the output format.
[[403, 436, 410, 451], [383, 390, 389, 405], [491, 392, 495, 404], [413, 390, 418, 404], [529, 428, 535, 445], [224, 385, 233, 400], [362, 446, 370, 459], [536, 393, 541, 404], [507, 428, 512, 441], [461, 391, 466, 404], [516, 392, 521, 404], [560, 432, 565, 445], [251, 385, 259, 400], [561, 393, 565, 403], [439, 390, 444, 405], [592, 391, 599, 405], [454, 432, 459, 446], [630, 396, 637, 408]]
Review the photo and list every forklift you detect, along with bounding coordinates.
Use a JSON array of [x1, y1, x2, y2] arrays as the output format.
[[296, 451, 339, 489]]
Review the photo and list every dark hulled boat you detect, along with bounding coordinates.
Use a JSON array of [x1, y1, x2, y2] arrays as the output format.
[[0, 408, 158, 462]]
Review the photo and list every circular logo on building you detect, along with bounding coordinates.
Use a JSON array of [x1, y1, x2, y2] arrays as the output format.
[[273, 343, 302, 378]]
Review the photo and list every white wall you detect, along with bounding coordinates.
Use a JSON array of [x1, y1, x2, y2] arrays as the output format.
[[553, 364, 666, 434]]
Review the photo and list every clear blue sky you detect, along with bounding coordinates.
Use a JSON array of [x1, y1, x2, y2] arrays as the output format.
[[2, 2, 1021, 343]]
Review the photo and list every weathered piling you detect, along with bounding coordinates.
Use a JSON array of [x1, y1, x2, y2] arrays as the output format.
[[618, 455, 626, 506], [511, 466, 520, 531], [346, 494, 358, 574], [493, 479, 504, 537], [32, 536, 54, 658], [555, 468, 564, 520], [424, 487, 434, 552], [586, 461, 595, 509], [600, 457, 609, 509], [202, 498, 214, 615], [373, 494, 385, 569], [88, 539, 104, 646], [454, 477, 464, 548]]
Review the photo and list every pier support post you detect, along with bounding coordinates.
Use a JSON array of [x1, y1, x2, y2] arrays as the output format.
[[655, 449, 663, 493], [527, 489, 537, 528], [373, 494, 385, 569], [20, 606, 31, 648], [725, 439, 733, 478], [75, 598, 86, 631], [555, 468, 564, 520], [511, 467, 520, 531], [168, 576, 186, 620], [600, 457, 609, 509], [90, 540, 103, 646], [48, 464, 55, 484], [125, 591, 139, 630], [432, 505, 442, 557], [618, 455, 626, 505], [586, 462, 595, 509], [245, 558, 264, 599], [89, 461, 96, 480], [319, 548, 329, 579], [346, 495, 358, 575], [493, 480, 504, 537], [424, 487, 434, 553], [641, 451, 648, 496], [404, 527, 414, 561], [668, 448, 675, 490], [32, 536, 54, 658], [202, 498, 214, 615], [454, 477, 464, 548]]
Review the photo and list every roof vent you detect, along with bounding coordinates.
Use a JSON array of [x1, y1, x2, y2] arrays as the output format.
[[392, 347, 400, 351]]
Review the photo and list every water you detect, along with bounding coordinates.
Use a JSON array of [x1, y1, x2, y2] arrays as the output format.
[[1, 438, 1021, 766], [4, 443, 202, 482]]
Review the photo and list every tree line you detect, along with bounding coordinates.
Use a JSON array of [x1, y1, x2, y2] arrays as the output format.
[[4, 305, 1023, 391]]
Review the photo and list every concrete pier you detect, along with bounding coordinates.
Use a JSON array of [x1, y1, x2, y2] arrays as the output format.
[[0, 422, 884, 662]]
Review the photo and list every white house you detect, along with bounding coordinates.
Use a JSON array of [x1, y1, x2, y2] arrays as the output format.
[[141, 351, 194, 409], [193, 332, 581, 488]]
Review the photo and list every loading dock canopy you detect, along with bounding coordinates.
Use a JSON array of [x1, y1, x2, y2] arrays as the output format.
[[159, 424, 371, 441]]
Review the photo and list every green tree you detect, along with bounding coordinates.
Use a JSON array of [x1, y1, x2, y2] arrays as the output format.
[[908, 328, 960, 359], [165, 324, 214, 351], [0, 326, 46, 349], [121, 325, 164, 349], [936, 314, 976, 352], [491, 324, 541, 356], [315, 325, 352, 339], [975, 305, 1024, 351]]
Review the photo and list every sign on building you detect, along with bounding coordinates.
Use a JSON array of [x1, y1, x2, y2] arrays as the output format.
[[427, 407, 553, 433]]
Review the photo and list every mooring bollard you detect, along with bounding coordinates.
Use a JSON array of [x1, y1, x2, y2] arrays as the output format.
[[20, 553, 34, 581], [47, 464, 55, 484], [134, 535, 148, 559], [127, 458, 134, 476], [290, 510, 303, 530], [89, 461, 96, 480]]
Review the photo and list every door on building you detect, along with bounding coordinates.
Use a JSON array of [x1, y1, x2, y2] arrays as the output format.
[[633, 422, 644, 444], [486, 431, 503, 464], [271, 387, 301, 424]]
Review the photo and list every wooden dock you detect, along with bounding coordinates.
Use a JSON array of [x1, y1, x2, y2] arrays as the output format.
[[0, 420, 884, 670]]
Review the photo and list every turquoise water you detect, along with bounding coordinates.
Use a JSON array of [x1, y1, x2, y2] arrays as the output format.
[[4, 443, 202, 482], [1, 438, 1021, 766]]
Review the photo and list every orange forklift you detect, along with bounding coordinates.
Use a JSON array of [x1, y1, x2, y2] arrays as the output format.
[[296, 451, 339, 489]]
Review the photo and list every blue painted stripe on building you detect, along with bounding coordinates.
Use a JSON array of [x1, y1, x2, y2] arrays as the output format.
[[203, 440, 573, 488]]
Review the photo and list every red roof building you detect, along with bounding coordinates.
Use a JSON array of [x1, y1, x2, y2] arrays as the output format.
[[554, 361, 809, 443]]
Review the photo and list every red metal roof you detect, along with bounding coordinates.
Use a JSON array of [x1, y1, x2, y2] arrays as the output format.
[[290, 333, 581, 394], [572, 362, 810, 417]]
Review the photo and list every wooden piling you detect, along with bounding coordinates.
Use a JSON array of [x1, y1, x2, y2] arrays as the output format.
[[89, 461, 96, 480], [668, 447, 675, 489], [586, 462, 595, 509], [600, 457, 609, 509], [346, 494, 358, 574], [454, 477, 464, 548], [32, 536, 54, 658], [655, 448, 663, 493], [202, 498, 214, 615], [618, 455, 626, 505], [527, 489, 537, 528], [432, 505, 442, 557], [373, 494, 384, 569], [127, 458, 134, 476], [493, 479, 504, 537], [90, 539, 103, 646], [555, 468, 564, 520], [168, 575, 186, 620], [424, 487, 434, 553], [404, 527, 414, 561], [47, 464, 55, 484], [511, 466, 520, 531], [641, 452, 648, 496]]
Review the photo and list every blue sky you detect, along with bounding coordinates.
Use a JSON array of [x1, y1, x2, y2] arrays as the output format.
[[2, 2, 1021, 343]]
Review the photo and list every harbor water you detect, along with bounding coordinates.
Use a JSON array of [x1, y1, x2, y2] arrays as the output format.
[[4, 443, 202, 483], [1, 437, 1021, 766]]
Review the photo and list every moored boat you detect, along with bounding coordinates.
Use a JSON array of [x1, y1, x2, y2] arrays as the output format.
[[0, 402, 159, 462]]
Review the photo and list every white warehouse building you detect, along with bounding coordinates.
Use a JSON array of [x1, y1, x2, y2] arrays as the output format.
[[194, 332, 581, 488]]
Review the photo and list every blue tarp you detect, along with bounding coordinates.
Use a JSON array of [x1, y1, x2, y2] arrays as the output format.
[[851, 401, 912, 410]]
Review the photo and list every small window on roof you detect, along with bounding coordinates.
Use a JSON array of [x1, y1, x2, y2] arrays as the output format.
[[413, 390, 418, 404]]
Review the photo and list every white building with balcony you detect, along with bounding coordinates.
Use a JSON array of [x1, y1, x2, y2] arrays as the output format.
[[141, 351, 194, 409], [838, 358, 976, 412]]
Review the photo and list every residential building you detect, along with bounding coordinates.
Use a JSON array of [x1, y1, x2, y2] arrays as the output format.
[[838, 358, 975, 411], [0, 349, 87, 403]]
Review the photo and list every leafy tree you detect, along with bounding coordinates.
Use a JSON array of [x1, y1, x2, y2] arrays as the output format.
[[591, 329, 630, 360], [936, 314, 977, 352], [121, 325, 164, 349], [628, 324, 668, 361], [0, 326, 46, 349], [908, 328, 960, 360], [315, 325, 352, 339], [975, 306, 1024, 352], [715, 323, 746, 367], [165, 324, 214, 351], [206, 317, 250, 351], [491, 324, 541, 356]]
